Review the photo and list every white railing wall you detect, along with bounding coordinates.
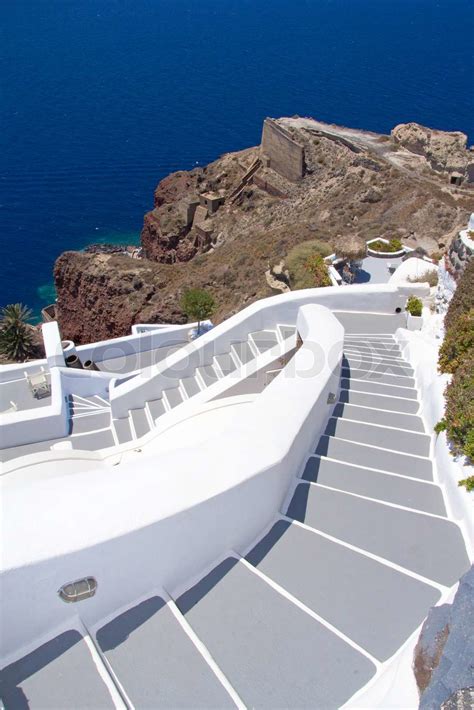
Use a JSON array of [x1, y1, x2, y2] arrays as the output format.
[[1, 304, 343, 661], [110, 283, 424, 419], [0, 321, 194, 384], [0, 369, 69, 449]]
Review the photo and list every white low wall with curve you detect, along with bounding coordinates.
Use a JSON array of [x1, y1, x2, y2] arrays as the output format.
[[1, 304, 343, 662], [110, 282, 424, 419]]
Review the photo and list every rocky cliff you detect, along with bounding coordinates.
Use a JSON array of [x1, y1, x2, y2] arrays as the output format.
[[414, 565, 474, 709], [392, 122, 473, 177], [55, 117, 474, 343]]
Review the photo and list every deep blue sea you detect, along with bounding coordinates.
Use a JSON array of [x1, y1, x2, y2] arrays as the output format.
[[1, 0, 473, 319]]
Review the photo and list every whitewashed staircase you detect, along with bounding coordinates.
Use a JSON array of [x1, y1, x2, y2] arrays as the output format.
[[2, 328, 470, 709], [111, 328, 288, 446]]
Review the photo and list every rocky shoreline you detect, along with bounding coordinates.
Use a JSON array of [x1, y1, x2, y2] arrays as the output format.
[[84, 243, 142, 257]]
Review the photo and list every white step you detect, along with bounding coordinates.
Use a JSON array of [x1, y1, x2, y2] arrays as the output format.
[[339, 389, 419, 413], [0, 630, 116, 708], [325, 417, 430, 457], [147, 398, 166, 422], [176, 557, 375, 708], [250, 330, 279, 353], [214, 353, 237, 376], [277, 324, 297, 342], [196, 364, 220, 386], [95, 597, 233, 708], [130, 407, 150, 438], [180, 376, 202, 399], [332, 402, 424, 432], [231, 341, 255, 365], [113, 417, 134, 444], [163, 387, 184, 409]]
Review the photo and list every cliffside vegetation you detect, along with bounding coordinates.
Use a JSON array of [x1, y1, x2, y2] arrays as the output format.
[[286, 240, 332, 289], [437, 260, 474, 469], [181, 288, 216, 334]]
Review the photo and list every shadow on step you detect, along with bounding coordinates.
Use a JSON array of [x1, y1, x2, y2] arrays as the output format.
[[245, 519, 291, 566], [285, 484, 310, 523], [177, 557, 238, 614], [97, 596, 166, 652], [0, 631, 85, 710]]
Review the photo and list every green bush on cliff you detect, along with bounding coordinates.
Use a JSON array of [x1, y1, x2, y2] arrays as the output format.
[[304, 253, 332, 287], [286, 240, 332, 289], [438, 260, 474, 463], [443, 259, 474, 331], [458, 475, 474, 493], [438, 309, 474, 374], [443, 351, 474, 462], [181, 288, 216, 334]]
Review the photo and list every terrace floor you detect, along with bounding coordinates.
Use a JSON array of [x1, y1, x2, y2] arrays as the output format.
[[353, 255, 403, 284], [0, 372, 51, 413]]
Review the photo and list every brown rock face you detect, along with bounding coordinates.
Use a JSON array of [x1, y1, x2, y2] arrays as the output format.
[[391, 122, 469, 175], [141, 151, 252, 262], [54, 252, 186, 343]]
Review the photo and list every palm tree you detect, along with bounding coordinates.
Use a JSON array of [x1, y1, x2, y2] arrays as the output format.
[[0, 303, 35, 362]]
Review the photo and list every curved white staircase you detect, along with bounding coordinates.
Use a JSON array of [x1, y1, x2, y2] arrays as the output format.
[[1, 329, 470, 709]]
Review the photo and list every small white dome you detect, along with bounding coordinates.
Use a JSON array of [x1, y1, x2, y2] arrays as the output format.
[[468, 213, 474, 231]]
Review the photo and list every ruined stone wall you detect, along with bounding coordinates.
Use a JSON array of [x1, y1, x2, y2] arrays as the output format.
[[261, 118, 305, 182]]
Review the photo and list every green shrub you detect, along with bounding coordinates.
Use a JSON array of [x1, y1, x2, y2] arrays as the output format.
[[286, 240, 332, 289], [369, 238, 403, 253], [439, 309, 474, 374], [458, 475, 474, 492], [444, 351, 474, 462], [303, 253, 331, 288], [444, 259, 474, 329], [180, 288, 216, 333], [389, 238, 403, 251], [434, 419, 447, 435], [406, 296, 423, 317]]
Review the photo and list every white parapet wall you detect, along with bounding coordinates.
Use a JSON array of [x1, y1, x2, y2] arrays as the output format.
[[1, 304, 344, 661], [42, 321, 66, 369], [110, 283, 425, 419], [0, 321, 195, 385], [74, 321, 193, 366]]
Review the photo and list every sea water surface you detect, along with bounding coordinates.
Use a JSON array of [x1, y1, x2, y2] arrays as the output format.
[[1, 0, 473, 317]]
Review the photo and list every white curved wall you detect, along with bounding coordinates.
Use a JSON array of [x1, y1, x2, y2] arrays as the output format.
[[110, 283, 425, 418], [1, 304, 343, 662]]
